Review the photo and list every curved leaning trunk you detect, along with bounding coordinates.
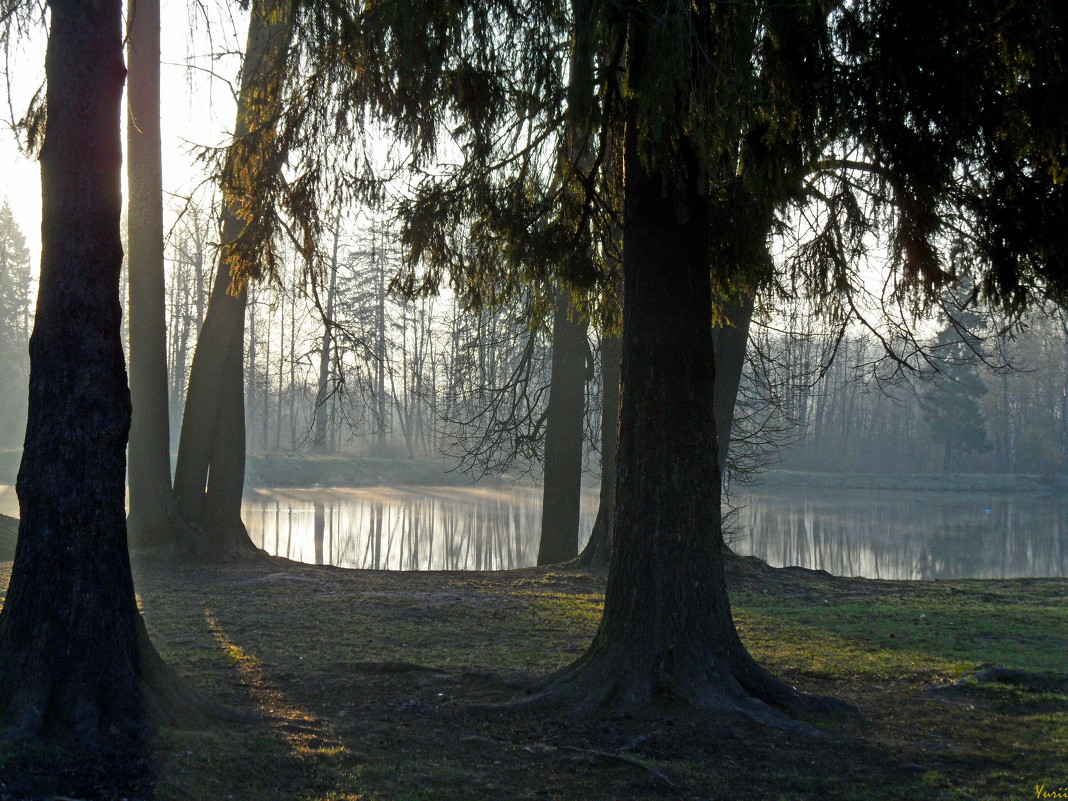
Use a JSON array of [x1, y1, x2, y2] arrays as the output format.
[[201, 285, 252, 544], [172, 0, 294, 555], [173, 214, 254, 554]]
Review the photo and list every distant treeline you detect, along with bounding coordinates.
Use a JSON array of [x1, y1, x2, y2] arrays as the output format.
[[754, 309, 1068, 476], [3, 200, 1066, 481]]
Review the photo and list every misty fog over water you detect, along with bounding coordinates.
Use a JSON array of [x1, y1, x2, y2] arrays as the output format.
[[239, 485, 1067, 579], [4, 480, 1062, 579]]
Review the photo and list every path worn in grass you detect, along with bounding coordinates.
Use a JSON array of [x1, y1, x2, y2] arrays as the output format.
[[0, 554, 1065, 800]]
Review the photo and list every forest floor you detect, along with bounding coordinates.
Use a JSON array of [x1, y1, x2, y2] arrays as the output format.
[[0, 553, 1066, 801]]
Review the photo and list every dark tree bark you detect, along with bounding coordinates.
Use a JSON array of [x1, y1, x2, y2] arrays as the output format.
[[574, 332, 619, 568], [126, 0, 177, 549], [0, 0, 201, 743], [711, 293, 757, 482], [313, 226, 340, 452], [537, 288, 591, 565], [173, 218, 254, 554], [201, 321, 254, 551], [528, 50, 827, 723], [172, 0, 293, 555], [578, 277, 754, 570]]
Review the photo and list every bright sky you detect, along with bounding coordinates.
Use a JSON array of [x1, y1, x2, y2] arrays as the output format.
[[0, 0, 248, 271], [0, 3, 928, 345]]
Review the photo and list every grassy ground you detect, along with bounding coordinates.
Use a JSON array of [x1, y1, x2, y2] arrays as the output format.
[[0, 554, 1064, 800]]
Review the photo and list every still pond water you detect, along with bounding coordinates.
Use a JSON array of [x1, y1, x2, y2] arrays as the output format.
[[242, 485, 1068, 580]]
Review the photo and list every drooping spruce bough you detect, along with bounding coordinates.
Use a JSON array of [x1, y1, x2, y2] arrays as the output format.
[[263, 0, 1066, 720]]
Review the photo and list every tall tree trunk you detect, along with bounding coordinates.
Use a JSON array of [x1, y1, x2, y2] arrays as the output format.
[[711, 293, 757, 485], [172, 0, 293, 554], [313, 226, 340, 452], [313, 501, 325, 565], [0, 0, 202, 744], [1060, 312, 1067, 473], [245, 286, 258, 447], [261, 302, 271, 450], [528, 58, 827, 722], [537, 288, 591, 564], [276, 298, 284, 448], [173, 219, 252, 551], [574, 332, 620, 567], [289, 284, 297, 447], [126, 0, 175, 548], [578, 268, 755, 571], [375, 230, 389, 449]]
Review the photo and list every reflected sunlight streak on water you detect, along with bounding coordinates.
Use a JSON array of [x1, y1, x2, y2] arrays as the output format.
[[242, 485, 599, 571]]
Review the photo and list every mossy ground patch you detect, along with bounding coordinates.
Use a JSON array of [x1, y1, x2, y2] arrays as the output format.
[[0, 553, 1064, 800]]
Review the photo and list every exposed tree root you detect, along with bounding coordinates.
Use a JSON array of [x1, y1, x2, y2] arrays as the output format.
[[459, 669, 538, 690], [929, 665, 1068, 695], [0, 618, 237, 750], [972, 665, 1068, 692], [515, 640, 853, 733], [558, 745, 676, 788]]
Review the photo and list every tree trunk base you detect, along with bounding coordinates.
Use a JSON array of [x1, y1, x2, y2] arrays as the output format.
[[129, 513, 264, 564], [0, 619, 222, 748], [570, 508, 609, 569], [187, 519, 266, 562], [517, 639, 853, 732]]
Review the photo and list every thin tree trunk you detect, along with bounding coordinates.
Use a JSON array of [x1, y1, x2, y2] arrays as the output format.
[[711, 293, 757, 485], [261, 303, 271, 451], [126, 0, 175, 548], [537, 288, 591, 564], [246, 288, 258, 445], [276, 297, 284, 449], [574, 332, 620, 567], [289, 283, 297, 447], [376, 230, 388, 449], [313, 226, 340, 451]]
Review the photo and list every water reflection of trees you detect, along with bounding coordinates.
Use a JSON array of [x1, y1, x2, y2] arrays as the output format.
[[245, 487, 1065, 578], [244, 487, 596, 570], [733, 492, 1067, 579]]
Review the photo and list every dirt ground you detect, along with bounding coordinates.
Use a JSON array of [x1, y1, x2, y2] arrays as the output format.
[[1, 553, 1066, 800]]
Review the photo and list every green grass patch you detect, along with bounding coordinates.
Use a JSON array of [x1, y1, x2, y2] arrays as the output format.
[[1, 558, 1065, 801], [734, 579, 1068, 679]]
